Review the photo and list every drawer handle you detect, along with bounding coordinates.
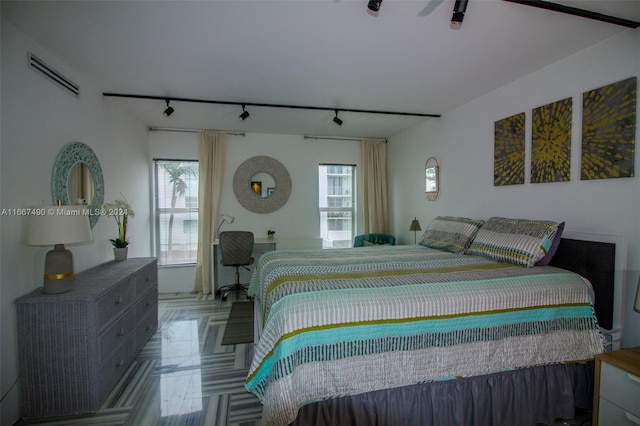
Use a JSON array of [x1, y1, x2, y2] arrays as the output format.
[[625, 411, 640, 425], [116, 359, 125, 368], [628, 373, 640, 384], [145, 302, 151, 308], [117, 328, 125, 336]]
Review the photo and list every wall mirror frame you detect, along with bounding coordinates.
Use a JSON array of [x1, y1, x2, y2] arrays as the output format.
[[233, 155, 291, 214], [51, 141, 104, 228], [425, 156, 440, 201]]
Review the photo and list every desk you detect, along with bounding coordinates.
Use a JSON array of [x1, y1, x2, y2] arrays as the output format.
[[212, 238, 277, 292]]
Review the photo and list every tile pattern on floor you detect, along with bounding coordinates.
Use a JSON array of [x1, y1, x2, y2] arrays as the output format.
[[15, 292, 262, 426]]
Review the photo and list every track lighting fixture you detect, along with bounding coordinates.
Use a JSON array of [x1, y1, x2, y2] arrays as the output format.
[[239, 105, 250, 121], [333, 110, 343, 126], [367, 0, 382, 12], [103, 93, 442, 119], [163, 99, 174, 117], [451, 0, 469, 27]]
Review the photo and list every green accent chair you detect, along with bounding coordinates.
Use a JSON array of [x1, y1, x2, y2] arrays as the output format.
[[353, 233, 396, 247]]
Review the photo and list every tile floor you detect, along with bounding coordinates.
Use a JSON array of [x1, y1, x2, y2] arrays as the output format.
[[15, 292, 262, 426]]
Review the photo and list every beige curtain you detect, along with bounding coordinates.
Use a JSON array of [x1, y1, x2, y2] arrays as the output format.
[[194, 131, 227, 294], [361, 139, 389, 234]]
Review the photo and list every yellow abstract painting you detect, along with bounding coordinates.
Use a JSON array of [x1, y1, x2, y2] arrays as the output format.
[[581, 77, 636, 180], [531, 98, 572, 183], [494, 112, 525, 186]]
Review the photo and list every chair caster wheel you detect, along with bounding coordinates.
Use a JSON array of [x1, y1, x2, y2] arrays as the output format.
[[222, 296, 227, 301]]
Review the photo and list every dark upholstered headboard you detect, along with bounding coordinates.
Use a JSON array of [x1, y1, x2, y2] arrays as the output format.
[[549, 238, 616, 330]]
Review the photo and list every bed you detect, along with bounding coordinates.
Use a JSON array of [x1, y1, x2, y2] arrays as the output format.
[[245, 217, 610, 426]]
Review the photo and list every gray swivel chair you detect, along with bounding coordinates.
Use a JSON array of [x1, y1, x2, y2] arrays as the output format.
[[216, 231, 254, 301]]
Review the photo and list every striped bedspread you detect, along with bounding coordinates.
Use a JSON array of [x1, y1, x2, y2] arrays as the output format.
[[245, 245, 605, 426]]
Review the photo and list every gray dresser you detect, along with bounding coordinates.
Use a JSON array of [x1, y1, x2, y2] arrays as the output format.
[[15, 257, 158, 419]]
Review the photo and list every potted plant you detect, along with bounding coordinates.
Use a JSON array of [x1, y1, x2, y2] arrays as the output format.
[[267, 229, 276, 240], [103, 198, 135, 260]]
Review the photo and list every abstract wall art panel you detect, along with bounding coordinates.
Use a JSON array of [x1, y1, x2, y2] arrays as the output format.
[[581, 76, 636, 180], [494, 112, 525, 186], [531, 97, 572, 183]]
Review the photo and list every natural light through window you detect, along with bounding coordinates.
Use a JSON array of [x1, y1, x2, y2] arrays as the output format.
[[154, 160, 199, 265], [318, 164, 355, 248], [160, 319, 203, 416]]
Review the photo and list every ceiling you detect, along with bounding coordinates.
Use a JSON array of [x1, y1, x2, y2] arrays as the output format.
[[3, 0, 639, 138]]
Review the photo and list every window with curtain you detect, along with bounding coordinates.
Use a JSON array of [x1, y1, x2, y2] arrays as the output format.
[[153, 159, 199, 265], [319, 164, 355, 248]]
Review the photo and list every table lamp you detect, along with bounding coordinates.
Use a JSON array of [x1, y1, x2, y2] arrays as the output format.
[[27, 206, 92, 294], [216, 214, 235, 238], [409, 217, 422, 244]]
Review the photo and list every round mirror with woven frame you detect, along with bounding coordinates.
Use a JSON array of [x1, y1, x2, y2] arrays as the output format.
[[233, 156, 291, 213]]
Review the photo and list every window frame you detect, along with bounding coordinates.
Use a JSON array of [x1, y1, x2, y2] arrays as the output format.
[[318, 163, 356, 249], [153, 158, 199, 266]]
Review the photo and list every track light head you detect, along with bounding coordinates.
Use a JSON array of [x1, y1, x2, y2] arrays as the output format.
[[239, 105, 250, 121], [367, 0, 382, 12], [163, 99, 174, 117], [367, 0, 382, 15], [451, 0, 469, 28], [333, 110, 343, 126]]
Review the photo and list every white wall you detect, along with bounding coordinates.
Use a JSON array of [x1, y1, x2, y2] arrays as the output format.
[[388, 28, 640, 347], [149, 130, 362, 293], [0, 20, 151, 425]]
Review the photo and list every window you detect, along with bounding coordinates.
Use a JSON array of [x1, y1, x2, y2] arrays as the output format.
[[319, 164, 355, 248], [154, 160, 199, 265]]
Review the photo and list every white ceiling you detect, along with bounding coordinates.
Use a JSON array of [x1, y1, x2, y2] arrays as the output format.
[[3, 0, 639, 138]]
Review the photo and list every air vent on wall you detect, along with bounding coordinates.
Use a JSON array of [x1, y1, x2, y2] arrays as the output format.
[[28, 52, 80, 97]]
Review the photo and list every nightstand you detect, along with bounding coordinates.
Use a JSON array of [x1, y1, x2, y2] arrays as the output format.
[[593, 347, 640, 426]]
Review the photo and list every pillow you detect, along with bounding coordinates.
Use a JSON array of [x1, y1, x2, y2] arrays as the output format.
[[419, 216, 485, 253], [534, 221, 565, 266], [466, 217, 559, 267]]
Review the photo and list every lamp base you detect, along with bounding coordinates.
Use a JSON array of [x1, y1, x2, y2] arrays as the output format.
[[42, 244, 75, 294]]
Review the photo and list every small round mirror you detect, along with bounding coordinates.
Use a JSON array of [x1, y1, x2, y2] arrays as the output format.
[[425, 156, 439, 201]]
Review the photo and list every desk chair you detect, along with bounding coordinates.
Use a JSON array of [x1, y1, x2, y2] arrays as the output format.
[[353, 233, 396, 247], [216, 231, 254, 301]]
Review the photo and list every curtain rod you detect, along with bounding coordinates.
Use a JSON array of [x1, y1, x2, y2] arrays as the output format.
[[304, 135, 387, 143], [503, 0, 640, 28], [104, 92, 441, 118], [149, 127, 246, 136]]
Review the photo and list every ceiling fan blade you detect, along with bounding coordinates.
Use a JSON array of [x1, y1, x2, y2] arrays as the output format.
[[417, 0, 444, 17]]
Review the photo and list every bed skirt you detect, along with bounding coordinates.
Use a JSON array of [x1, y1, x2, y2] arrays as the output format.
[[292, 362, 594, 426]]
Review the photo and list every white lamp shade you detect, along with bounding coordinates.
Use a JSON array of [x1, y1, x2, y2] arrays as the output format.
[[27, 206, 92, 246]]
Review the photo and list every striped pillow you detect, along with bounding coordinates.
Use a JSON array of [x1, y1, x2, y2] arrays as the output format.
[[419, 216, 485, 253], [466, 217, 559, 267]]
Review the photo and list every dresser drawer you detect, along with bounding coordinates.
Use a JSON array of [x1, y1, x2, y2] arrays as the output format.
[[96, 282, 134, 330], [600, 362, 640, 417], [134, 310, 158, 355], [134, 265, 157, 299], [97, 308, 135, 365], [598, 398, 640, 426], [98, 336, 135, 401], [135, 286, 157, 321]]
